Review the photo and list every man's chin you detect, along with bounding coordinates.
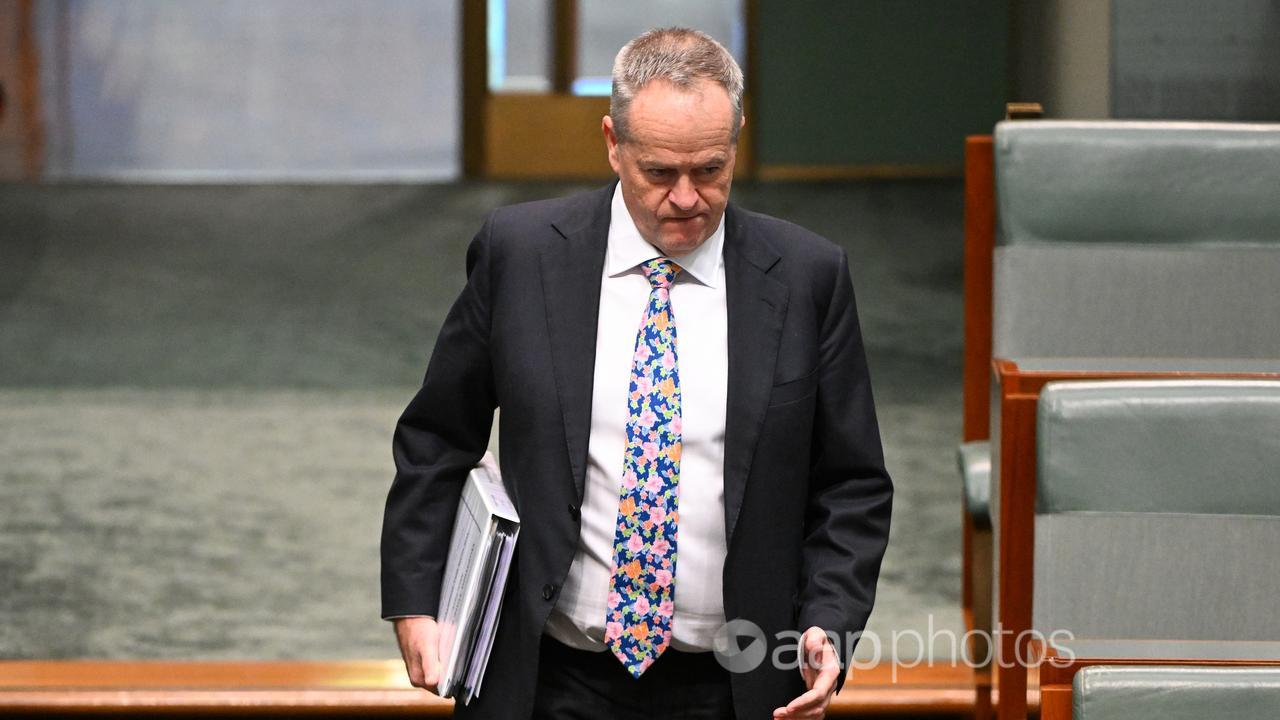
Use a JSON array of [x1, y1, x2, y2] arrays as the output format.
[[655, 226, 708, 257], [656, 235, 704, 257]]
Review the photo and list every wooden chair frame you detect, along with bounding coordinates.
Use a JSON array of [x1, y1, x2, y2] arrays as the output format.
[[991, 361, 1280, 720], [1035, 643, 1280, 720], [960, 116, 1280, 720], [959, 133, 997, 720]]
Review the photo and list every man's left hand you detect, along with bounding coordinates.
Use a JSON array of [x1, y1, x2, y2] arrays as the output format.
[[773, 626, 840, 719]]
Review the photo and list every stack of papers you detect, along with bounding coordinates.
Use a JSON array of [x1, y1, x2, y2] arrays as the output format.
[[436, 452, 520, 704]]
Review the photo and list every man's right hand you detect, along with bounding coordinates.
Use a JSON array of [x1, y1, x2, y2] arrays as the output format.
[[393, 616, 443, 694]]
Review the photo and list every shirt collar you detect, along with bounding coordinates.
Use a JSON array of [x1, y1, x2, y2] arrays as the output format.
[[605, 182, 725, 288]]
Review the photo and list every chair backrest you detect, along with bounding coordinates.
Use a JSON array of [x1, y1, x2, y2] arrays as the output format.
[[992, 120, 1280, 360], [1033, 379, 1280, 640], [1073, 666, 1280, 720]]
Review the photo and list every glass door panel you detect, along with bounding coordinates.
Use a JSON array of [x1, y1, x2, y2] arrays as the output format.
[[487, 0, 552, 93], [574, 0, 745, 96]]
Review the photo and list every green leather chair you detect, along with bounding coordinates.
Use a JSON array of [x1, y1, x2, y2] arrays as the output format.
[[1073, 666, 1280, 720], [972, 117, 1280, 524], [963, 119, 1280, 657]]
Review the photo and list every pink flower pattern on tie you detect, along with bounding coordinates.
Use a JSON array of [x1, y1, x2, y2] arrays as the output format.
[[606, 257, 682, 678]]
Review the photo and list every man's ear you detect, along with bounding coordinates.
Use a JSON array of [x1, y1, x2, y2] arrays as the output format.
[[602, 115, 622, 175]]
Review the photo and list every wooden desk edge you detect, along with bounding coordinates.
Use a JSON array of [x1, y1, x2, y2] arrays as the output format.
[[0, 660, 981, 715]]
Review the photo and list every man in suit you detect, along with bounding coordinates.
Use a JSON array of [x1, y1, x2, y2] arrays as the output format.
[[382, 28, 892, 720]]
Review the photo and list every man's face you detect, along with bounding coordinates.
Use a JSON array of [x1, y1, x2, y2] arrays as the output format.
[[604, 79, 739, 258]]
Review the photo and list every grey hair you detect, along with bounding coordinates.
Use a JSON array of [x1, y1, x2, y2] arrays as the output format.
[[610, 27, 744, 144]]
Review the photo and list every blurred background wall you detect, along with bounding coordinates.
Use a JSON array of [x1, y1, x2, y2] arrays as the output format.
[[1110, 0, 1280, 120], [5, 0, 1280, 183], [753, 1, 1007, 173], [1012, 0, 1280, 120], [32, 0, 460, 181]]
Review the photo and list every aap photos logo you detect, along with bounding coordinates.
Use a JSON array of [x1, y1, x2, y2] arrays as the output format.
[[710, 616, 1079, 678], [712, 619, 767, 673]]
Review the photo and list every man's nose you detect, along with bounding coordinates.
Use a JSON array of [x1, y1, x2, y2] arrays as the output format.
[[668, 175, 699, 212]]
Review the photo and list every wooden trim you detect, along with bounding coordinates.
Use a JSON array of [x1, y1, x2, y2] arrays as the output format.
[[0, 0, 42, 179], [999, 362, 1280, 393], [994, 371, 1038, 720], [551, 0, 577, 95], [0, 691, 450, 716], [1005, 102, 1044, 120], [483, 93, 611, 178], [17, 0, 42, 178], [1036, 646, 1280, 720], [481, 94, 755, 180], [460, 0, 487, 178], [0, 660, 450, 716], [961, 135, 995, 443], [959, 138, 996, 713], [0, 660, 979, 717], [833, 662, 977, 715], [0, 660, 413, 689], [1039, 650, 1280, 688], [756, 163, 960, 181], [974, 676, 993, 720], [1040, 685, 1074, 720], [990, 359, 1280, 720]]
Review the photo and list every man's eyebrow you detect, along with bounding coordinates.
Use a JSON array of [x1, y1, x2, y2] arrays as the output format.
[[637, 155, 728, 167]]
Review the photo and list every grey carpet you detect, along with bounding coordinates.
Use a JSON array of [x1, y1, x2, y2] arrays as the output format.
[[0, 180, 963, 660]]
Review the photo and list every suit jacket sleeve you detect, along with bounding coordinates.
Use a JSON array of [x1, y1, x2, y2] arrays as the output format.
[[796, 248, 893, 687], [380, 215, 499, 619]]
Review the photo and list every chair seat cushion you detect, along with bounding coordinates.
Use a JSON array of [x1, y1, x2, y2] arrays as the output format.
[[1075, 665, 1280, 720]]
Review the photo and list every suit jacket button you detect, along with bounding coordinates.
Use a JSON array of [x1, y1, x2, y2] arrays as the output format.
[[542, 583, 557, 601], [567, 503, 580, 520]]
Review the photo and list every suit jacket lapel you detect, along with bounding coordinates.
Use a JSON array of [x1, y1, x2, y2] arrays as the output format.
[[722, 204, 788, 546], [542, 184, 613, 503]]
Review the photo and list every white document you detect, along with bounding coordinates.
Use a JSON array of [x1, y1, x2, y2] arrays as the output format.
[[435, 452, 520, 703]]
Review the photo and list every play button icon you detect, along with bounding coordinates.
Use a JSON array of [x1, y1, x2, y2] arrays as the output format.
[[712, 619, 768, 673]]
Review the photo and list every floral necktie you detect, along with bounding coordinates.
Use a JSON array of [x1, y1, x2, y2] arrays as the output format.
[[605, 257, 682, 678]]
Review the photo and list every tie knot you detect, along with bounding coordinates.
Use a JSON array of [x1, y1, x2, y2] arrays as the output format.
[[641, 258, 680, 289]]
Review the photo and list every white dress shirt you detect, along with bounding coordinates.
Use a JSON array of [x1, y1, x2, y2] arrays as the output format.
[[545, 183, 729, 653]]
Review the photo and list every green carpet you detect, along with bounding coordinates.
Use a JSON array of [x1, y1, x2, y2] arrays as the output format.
[[0, 180, 964, 660]]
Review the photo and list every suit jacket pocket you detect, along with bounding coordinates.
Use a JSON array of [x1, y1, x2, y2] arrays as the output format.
[[769, 368, 818, 406]]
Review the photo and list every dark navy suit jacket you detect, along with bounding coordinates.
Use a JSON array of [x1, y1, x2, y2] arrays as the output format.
[[382, 182, 893, 719]]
